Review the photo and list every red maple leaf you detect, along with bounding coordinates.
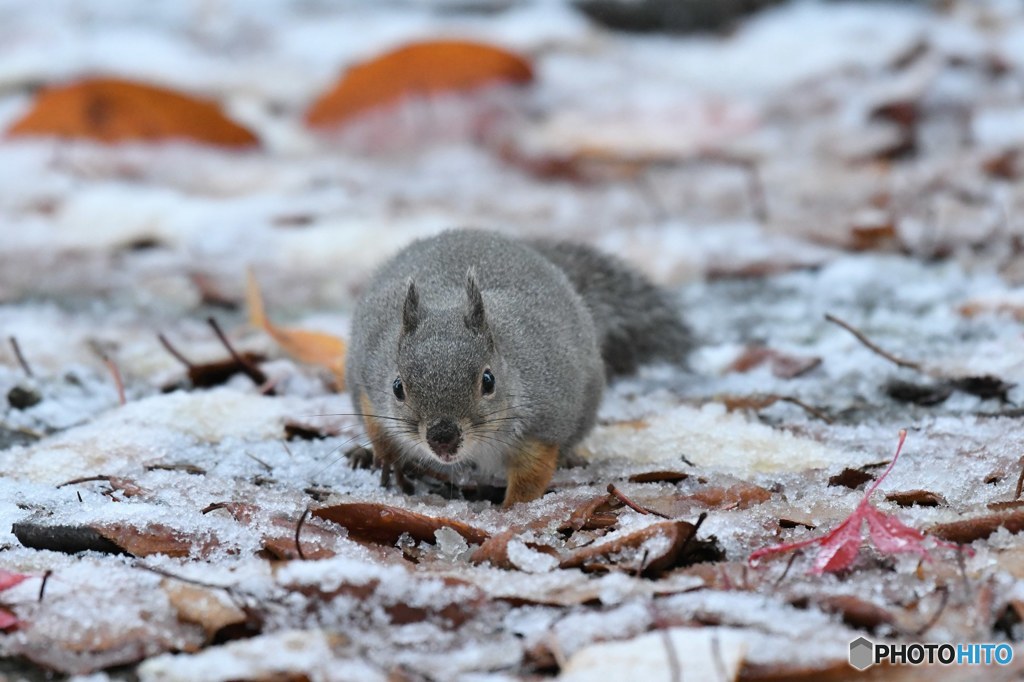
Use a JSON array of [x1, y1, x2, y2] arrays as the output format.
[[0, 569, 29, 631], [749, 430, 970, 574]]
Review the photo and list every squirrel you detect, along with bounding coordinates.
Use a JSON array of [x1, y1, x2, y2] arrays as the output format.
[[347, 228, 690, 507]]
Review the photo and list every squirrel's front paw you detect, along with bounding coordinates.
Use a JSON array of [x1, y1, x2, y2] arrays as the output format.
[[346, 444, 375, 470]]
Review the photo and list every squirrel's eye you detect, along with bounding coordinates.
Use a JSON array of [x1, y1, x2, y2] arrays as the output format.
[[481, 369, 495, 395], [392, 377, 405, 401]]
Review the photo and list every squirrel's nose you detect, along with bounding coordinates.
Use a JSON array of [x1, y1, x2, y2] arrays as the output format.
[[426, 419, 462, 458]]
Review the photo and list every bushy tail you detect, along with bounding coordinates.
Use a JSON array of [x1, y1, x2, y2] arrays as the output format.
[[528, 239, 691, 377]]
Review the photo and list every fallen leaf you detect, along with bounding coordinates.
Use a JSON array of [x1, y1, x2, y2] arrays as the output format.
[[305, 39, 533, 128], [929, 510, 1024, 544], [13, 520, 216, 558], [628, 471, 689, 484], [750, 431, 969, 574], [246, 270, 347, 389], [312, 502, 490, 547], [559, 493, 619, 533], [885, 379, 953, 406], [792, 594, 895, 633], [949, 375, 1015, 402], [560, 520, 702, 577], [885, 489, 945, 508], [725, 345, 822, 379], [7, 78, 258, 147], [162, 581, 250, 642], [689, 482, 771, 510], [828, 467, 875, 490]]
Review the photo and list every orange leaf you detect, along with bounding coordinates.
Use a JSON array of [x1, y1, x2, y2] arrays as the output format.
[[7, 77, 258, 147], [305, 39, 533, 128], [246, 270, 347, 389]]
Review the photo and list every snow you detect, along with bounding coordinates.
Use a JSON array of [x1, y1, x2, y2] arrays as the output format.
[[3, 0, 1024, 678]]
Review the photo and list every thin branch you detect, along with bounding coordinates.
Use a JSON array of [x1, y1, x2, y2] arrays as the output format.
[[1015, 458, 1024, 500], [207, 317, 269, 389], [824, 313, 923, 371], [295, 507, 310, 561], [157, 333, 195, 369], [778, 396, 834, 424], [607, 483, 670, 518], [8, 336, 33, 377], [660, 628, 682, 682], [38, 570, 52, 603], [245, 451, 273, 472], [57, 475, 112, 488], [910, 584, 949, 636], [678, 511, 708, 560]]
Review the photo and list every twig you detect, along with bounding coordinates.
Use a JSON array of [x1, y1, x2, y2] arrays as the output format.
[[245, 451, 273, 472], [824, 313, 923, 371], [38, 570, 52, 602], [1014, 458, 1024, 500], [678, 511, 708, 560], [76, 491, 82, 503], [281, 441, 295, 459], [778, 396, 834, 424], [201, 502, 231, 515], [95, 351, 127, 405], [607, 483, 670, 518], [660, 628, 682, 682], [134, 561, 237, 594], [8, 336, 33, 377], [711, 631, 727, 682], [295, 507, 310, 561], [207, 317, 269, 389], [771, 552, 800, 589], [636, 549, 650, 578], [910, 584, 949, 636], [57, 475, 112, 488], [145, 463, 206, 475], [157, 333, 195, 369]]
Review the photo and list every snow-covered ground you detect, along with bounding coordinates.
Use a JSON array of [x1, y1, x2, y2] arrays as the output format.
[[3, 0, 1024, 679]]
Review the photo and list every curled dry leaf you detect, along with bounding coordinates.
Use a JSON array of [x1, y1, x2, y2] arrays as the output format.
[[688, 482, 772, 510], [305, 39, 533, 128], [929, 510, 1024, 544], [628, 471, 689, 484], [885, 489, 945, 508], [161, 581, 250, 643], [312, 502, 490, 547], [792, 594, 895, 633], [246, 271, 347, 389], [7, 78, 258, 147], [13, 520, 217, 558], [469, 529, 559, 570], [559, 520, 699, 577]]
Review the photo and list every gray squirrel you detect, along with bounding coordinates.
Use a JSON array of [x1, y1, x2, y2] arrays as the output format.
[[347, 228, 690, 506]]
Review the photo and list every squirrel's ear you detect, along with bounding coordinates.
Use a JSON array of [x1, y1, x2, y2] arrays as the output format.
[[402, 280, 419, 335], [464, 269, 488, 334]]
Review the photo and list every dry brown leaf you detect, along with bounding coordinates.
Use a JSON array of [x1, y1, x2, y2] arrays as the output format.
[[929, 510, 1024, 544], [725, 345, 822, 379], [885, 489, 945, 508], [794, 594, 896, 633], [94, 522, 217, 558], [829, 467, 875, 490], [246, 270, 347, 389], [469, 529, 560, 569], [305, 40, 533, 128], [312, 502, 490, 547], [559, 520, 697, 577], [7, 78, 258, 147], [688, 482, 772, 510], [628, 471, 690, 484], [161, 581, 249, 642]]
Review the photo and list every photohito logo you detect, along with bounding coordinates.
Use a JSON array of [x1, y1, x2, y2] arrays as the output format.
[[849, 637, 1014, 670]]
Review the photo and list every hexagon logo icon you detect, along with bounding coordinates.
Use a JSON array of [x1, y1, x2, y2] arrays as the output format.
[[849, 637, 875, 670]]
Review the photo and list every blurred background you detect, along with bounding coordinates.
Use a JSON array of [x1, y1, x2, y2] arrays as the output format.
[[0, 0, 1021, 314]]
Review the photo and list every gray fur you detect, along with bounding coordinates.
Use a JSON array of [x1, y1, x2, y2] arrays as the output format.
[[347, 228, 688, 473]]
